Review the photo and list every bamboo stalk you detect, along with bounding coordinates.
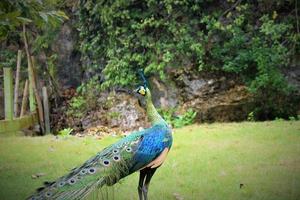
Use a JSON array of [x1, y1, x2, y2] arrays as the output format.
[[30, 56, 40, 92], [27, 54, 35, 112], [31, 55, 46, 133], [4, 68, 14, 120], [14, 50, 22, 117], [42, 87, 50, 134], [23, 24, 45, 134], [20, 79, 29, 117]]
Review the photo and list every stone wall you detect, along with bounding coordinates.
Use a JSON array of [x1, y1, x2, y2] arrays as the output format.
[[51, 5, 82, 88], [166, 68, 253, 122]]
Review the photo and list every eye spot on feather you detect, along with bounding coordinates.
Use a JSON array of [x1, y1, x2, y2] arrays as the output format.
[[80, 169, 87, 175], [88, 167, 96, 174], [113, 155, 121, 162], [45, 191, 52, 198], [103, 160, 110, 166], [126, 147, 132, 152], [113, 149, 119, 154], [68, 178, 76, 185], [58, 181, 65, 187]]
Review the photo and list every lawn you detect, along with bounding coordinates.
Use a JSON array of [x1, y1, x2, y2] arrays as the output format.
[[0, 121, 300, 200]]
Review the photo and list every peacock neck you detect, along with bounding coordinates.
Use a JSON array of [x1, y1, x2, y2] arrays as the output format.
[[145, 93, 164, 125]]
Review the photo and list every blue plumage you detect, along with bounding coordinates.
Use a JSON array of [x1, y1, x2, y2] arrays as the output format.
[[131, 123, 172, 172]]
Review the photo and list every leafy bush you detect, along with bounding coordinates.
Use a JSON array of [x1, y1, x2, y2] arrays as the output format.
[[0, 0, 68, 97], [78, 0, 299, 120], [67, 96, 87, 118], [159, 108, 197, 128], [247, 111, 254, 122], [0, 49, 16, 69], [66, 76, 101, 118], [58, 128, 73, 137], [0, 0, 68, 41]]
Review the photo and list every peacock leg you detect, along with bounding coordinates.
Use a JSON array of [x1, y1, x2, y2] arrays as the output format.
[[138, 169, 147, 200], [142, 168, 157, 200]]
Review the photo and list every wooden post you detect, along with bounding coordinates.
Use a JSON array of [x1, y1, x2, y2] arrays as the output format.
[[28, 55, 36, 112], [14, 50, 22, 117], [4, 68, 14, 120], [23, 24, 45, 134], [20, 79, 29, 117], [22, 25, 35, 113], [42, 87, 50, 134], [30, 56, 45, 134]]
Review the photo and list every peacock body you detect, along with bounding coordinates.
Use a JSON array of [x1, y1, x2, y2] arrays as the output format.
[[28, 86, 172, 200]]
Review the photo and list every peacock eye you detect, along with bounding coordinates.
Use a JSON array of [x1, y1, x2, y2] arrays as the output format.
[[103, 160, 110, 166], [80, 169, 87, 175], [45, 191, 52, 197], [125, 147, 132, 152], [58, 181, 65, 187], [68, 178, 76, 185], [88, 167, 96, 174], [113, 155, 120, 162], [113, 149, 119, 154]]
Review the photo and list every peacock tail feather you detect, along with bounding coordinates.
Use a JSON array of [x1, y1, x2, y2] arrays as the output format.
[[27, 130, 144, 200]]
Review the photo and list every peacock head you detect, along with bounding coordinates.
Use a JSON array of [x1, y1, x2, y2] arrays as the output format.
[[135, 85, 151, 98]]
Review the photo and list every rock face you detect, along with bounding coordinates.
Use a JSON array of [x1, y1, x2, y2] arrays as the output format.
[[61, 92, 149, 135], [99, 92, 149, 130], [109, 100, 142, 128], [79, 71, 253, 130], [150, 77, 179, 109], [52, 20, 82, 87], [169, 69, 254, 122]]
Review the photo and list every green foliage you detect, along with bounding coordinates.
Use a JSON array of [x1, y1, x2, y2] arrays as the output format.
[[108, 111, 121, 120], [173, 109, 197, 128], [58, 128, 73, 137], [79, 0, 299, 120], [0, 0, 68, 93], [67, 96, 87, 118], [76, 76, 101, 95], [67, 77, 101, 118], [79, 0, 207, 88], [288, 116, 296, 121], [274, 117, 285, 122], [159, 108, 197, 128], [47, 54, 58, 81], [0, 0, 68, 41], [247, 111, 255, 122], [0, 49, 16, 69]]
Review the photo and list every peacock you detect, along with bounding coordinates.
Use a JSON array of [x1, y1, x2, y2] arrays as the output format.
[[27, 84, 173, 200]]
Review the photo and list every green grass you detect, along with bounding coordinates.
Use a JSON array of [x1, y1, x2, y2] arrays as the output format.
[[0, 121, 300, 200]]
